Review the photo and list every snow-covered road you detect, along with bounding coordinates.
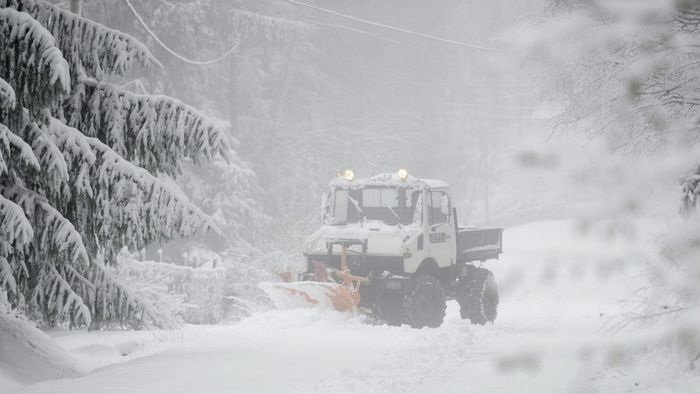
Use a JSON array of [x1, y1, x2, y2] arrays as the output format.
[[9, 220, 694, 394]]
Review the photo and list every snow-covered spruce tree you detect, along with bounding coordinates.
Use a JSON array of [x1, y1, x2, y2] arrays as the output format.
[[0, 0, 227, 328]]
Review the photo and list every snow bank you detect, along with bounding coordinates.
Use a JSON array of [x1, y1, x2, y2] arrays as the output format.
[[0, 314, 82, 388], [47, 327, 191, 372]]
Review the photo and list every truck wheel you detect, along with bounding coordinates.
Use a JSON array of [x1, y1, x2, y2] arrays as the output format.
[[375, 294, 403, 326], [458, 267, 498, 325], [402, 275, 446, 328]]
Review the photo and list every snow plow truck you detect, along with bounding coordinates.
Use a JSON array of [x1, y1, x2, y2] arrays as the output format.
[[261, 169, 502, 328]]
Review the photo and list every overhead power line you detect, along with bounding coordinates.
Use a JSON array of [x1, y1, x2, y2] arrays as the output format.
[[124, 0, 238, 65], [285, 0, 499, 53]]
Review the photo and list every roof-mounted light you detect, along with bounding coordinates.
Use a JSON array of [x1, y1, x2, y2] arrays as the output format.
[[344, 169, 355, 181], [397, 168, 409, 181], [337, 169, 355, 181]]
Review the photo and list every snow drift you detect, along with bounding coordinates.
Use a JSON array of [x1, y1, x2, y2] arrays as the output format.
[[0, 314, 82, 388]]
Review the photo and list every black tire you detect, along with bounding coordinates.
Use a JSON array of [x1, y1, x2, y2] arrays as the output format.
[[457, 267, 498, 325], [377, 296, 403, 326], [402, 275, 446, 328]]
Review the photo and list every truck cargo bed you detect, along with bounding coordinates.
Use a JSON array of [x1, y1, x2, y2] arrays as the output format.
[[457, 227, 503, 263]]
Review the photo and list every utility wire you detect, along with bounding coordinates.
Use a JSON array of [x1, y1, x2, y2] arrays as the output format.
[[285, 0, 499, 53], [306, 19, 402, 44], [124, 0, 238, 65]]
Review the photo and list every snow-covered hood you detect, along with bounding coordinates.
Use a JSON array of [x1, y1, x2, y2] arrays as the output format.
[[303, 222, 422, 256]]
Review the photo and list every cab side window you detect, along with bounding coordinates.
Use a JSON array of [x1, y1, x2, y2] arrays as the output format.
[[428, 191, 448, 225]]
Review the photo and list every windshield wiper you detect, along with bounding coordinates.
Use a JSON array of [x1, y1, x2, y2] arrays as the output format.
[[381, 200, 409, 234], [382, 201, 412, 240], [348, 195, 366, 228]]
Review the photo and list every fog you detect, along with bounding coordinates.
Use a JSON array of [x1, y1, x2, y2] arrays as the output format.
[[1, 0, 699, 392], [86, 0, 548, 241]]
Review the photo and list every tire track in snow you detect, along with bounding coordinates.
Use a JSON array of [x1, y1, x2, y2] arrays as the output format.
[[314, 303, 489, 393]]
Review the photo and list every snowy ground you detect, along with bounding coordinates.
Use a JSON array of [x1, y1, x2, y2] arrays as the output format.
[[4, 220, 699, 393]]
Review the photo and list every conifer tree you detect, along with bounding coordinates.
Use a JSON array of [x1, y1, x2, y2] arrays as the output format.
[[0, 0, 227, 328]]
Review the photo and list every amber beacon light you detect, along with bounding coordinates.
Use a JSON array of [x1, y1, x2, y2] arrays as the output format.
[[397, 168, 408, 181]]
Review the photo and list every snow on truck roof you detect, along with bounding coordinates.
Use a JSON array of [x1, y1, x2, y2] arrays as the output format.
[[329, 172, 450, 189]]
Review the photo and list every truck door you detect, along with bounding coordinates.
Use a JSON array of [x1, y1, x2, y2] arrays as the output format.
[[427, 190, 457, 268]]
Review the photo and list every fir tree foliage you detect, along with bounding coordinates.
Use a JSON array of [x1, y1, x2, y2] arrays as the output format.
[[64, 79, 229, 175], [0, 0, 160, 80], [0, 77, 15, 109], [0, 0, 225, 328], [0, 7, 69, 121], [0, 192, 32, 295], [1, 184, 92, 326], [1, 122, 39, 177], [47, 118, 219, 262]]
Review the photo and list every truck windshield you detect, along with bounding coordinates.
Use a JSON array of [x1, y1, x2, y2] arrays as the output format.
[[328, 186, 421, 226]]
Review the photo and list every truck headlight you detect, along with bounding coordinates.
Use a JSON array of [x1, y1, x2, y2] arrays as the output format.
[[336, 169, 355, 181], [385, 279, 403, 290], [397, 168, 408, 181], [344, 169, 355, 181]]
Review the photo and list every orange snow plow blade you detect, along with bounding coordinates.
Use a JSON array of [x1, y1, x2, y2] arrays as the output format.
[[259, 245, 368, 312]]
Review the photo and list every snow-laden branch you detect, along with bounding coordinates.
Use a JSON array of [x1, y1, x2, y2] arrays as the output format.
[[1, 184, 90, 269], [0, 122, 39, 176], [541, 2, 700, 155], [41, 264, 92, 326], [1, 183, 94, 326], [64, 80, 230, 175], [9, 114, 70, 201], [0, 192, 32, 296], [0, 191, 32, 297], [0, 78, 16, 110], [48, 119, 221, 260], [1, 178, 185, 329], [0, 7, 69, 121], [47, 119, 95, 198], [0, 0, 161, 79], [0, 192, 33, 250], [0, 255, 17, 295]]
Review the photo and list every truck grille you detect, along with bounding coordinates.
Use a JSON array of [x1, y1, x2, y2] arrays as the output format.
[[306, 255, 404, 276]]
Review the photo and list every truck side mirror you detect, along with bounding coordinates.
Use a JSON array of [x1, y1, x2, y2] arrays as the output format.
[[440, 194, 450, 216]]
